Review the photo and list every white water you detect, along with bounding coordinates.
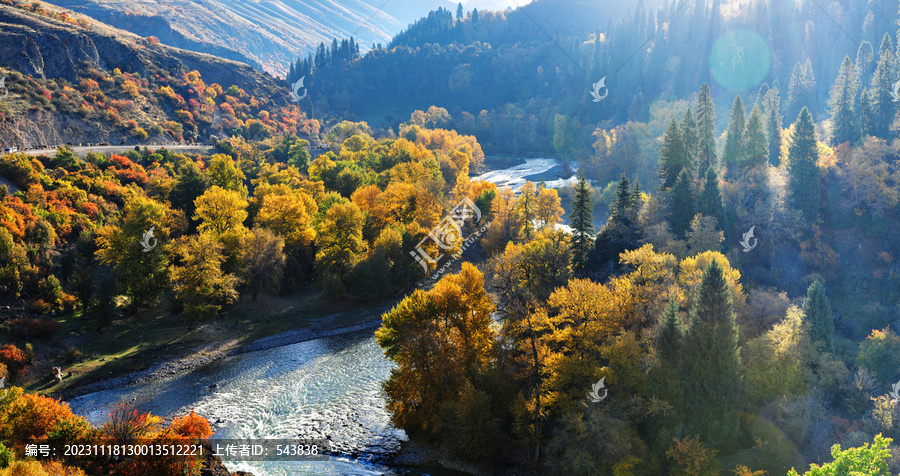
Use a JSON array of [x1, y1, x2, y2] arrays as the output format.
[[474, 157, 575, 192]]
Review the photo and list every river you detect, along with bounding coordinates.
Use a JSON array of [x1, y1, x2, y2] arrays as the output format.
[[67, 157, 568, 476]]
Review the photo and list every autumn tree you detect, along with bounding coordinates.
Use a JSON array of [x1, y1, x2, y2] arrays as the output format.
[[255, 189, 317, 249], [376, 263, 495, 436], [96, 197, 170, 311], [515, 181, 537, 239], [682, 260, 741, 448], [206, 154, 248, 195], [315, 202, 365, 287], [193, 186, 248, 237], [787, 107, 821, 221], [534, 186, 564, 231], [169, 233, 238, 328], [239, 227, 286, 300], [169, 159, 208, 228]]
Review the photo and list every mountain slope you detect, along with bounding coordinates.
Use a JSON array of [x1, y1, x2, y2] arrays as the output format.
[[0, 2, 312, 147]]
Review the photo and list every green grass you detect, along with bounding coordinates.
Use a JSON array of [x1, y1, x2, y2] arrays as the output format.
[[21, 289, 396, 396]]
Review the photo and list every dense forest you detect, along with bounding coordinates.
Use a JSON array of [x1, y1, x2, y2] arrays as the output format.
[[1, 0, 900, 475]]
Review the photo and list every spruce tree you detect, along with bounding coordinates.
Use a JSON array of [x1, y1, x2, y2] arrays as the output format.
[[669, 168, 695, 239], [570, 175, 594, 274], [802, 58, 817, 118], [658, 118, 687, 188], [722, 95, 746, 165], [648, 297, 684, 425], [763, 87, 783, 166], [855, 41, 875, 90], [696, 83, 718, 173], [869, 33, 896, 140], [595, 175, 641, 267], [682, 260, 741, 448], [828, 56, 859, 146], [682, 107, 699, 166], [743, 104, 769, 166], [698, 167, 724, 223], [611, 173, 632, 224], [630, 177, 642, 209], [786, 62, 805, 123], [802, 280, 834, 352], [856, 87, 872, 139], [787, 107, 821, 221], [456, 2, 463, 20]]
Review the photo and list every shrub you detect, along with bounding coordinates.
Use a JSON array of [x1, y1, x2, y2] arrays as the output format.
[[132, 127, 149, 140], [0, 345, 26, 377], [8, 318, 61, 339], [857, 328, 900, 383], [0, 443, 10, 468], [65, 347, 83, 363], [0, 391, 82, 442], [101, 403, 163, 442], [168, 409, 212, 440]]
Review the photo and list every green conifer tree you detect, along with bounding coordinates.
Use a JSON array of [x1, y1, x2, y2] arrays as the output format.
[[802, 280, 835, 352], [669, 168, 695, 239], [787, 107, 821, 221], [698, 167, 724, 223], [682, 107, 699, 167], [856, 87, 872, 140], [763, 87, 784, 166], [696, 83, 718, 173], [570, 175, 594, 274], [682, 260, 741, 448], [828, 56, 859, 146], [658, 118, 688, 188], [743, 104, 769, 167], [722, 95, 747, 165], [869, 33, 897, 140]]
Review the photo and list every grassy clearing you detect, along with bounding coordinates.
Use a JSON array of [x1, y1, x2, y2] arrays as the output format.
[[20, 289, 396, 396]]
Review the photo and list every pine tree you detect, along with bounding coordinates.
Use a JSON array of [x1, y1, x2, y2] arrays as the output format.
[[669, 168, 695, 238], [630, 177, 642, 209], [696, 83, 718, 173], [802, 58, 817, 118], [743, 104, 769, 166], [856, 87, 872, 139], [698, 167, 724, 223], [787, 107, 821, 221], [828, 56, 859, 146], [802, 280, 834, 352], [869, 33, 896, 140], [647, 297, 684, 425], [682, 260, 741, 448], [762, 87, 784, 166], [570, 175, 594, 274], [786, 62, 805, 123], [855, 41, 875, 87], [658, 118, 688, 188], [456, 2, 463, 20], [610, 173, 632, 224], [682, 107, 699, 166], [722, 95, 746, 165]]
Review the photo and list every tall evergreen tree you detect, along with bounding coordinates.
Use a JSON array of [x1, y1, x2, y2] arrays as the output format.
[[647, 297, 684, 426], [869, 33, 897, 140], [698, 167, 724, 223], [596, 175, 641, 267], [682, 107, 699, 166], [669, 168, 695, 238], [456, 2, 463, 19], [658, 118, 688, 188], [682, 260, 741, 448], [743, 104, 769, 166], [855, 40, 875, 87], [856, 87, 872, 139], [610, 173, 632, 224], [630, 177, 642, 208], [786, 62, 805, 123], [787, 107, 821, 221], [802, 280, 834, 352], [828, 56, 859, 146], [762, 87, 784, 166], [696, 83, 718, 173], [722, 95, 746, 165], [570, 175, 594, 274], [802, 58, 817, 118]]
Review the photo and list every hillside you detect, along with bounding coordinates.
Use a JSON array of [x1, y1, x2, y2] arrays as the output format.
[[40, 0, 481, 76], [0, 1, 315, 148]]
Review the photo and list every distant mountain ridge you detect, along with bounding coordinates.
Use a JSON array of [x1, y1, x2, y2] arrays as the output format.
[[40, 0, 529, 77]]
